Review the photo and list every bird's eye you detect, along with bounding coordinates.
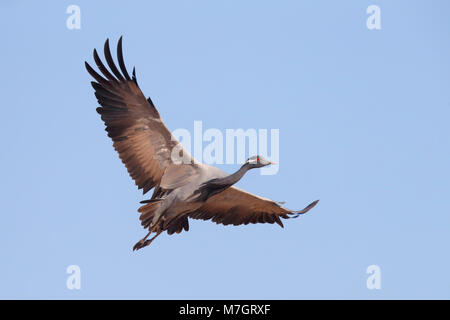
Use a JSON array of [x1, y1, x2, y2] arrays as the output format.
[[257, 157, 260, 163]]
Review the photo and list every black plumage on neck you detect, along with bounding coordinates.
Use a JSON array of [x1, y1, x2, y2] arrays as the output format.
[[192, 163, 254, 202]]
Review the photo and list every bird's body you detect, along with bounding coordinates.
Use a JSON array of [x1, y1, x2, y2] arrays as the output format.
[[85, 37, 318, 250]]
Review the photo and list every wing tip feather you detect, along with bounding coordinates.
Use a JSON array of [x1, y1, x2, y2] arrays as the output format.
[[117, 36, 132, 81]]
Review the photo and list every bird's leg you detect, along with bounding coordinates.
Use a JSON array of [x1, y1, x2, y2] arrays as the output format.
[[132, 231, 162, 251], [144, 231, 162, 246], [133, 231, 151, 251]]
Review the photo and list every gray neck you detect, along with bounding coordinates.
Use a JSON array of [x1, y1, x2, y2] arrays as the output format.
[[213, 163, 252, 187], [193, 163, 254, 202]]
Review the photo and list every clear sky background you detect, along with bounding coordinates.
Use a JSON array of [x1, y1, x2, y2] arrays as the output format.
[[1, 1, 449, 299]]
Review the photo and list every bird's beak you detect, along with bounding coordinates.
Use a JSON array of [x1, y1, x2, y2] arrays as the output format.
[[269, 161, 277, 165]]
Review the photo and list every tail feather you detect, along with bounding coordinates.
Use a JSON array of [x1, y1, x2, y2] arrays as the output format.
[[138, 201, 162, 228]]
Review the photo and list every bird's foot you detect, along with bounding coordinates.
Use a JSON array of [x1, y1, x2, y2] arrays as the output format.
[[132, 231, 161, 251], [133, 239, 151, 251], [291, 199, 320, 218]]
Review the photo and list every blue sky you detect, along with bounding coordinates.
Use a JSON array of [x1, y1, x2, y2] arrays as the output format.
[[1, 1, 449, 299]]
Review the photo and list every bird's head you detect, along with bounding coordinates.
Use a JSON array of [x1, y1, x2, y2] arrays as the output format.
[[245, 155, 276, 169]]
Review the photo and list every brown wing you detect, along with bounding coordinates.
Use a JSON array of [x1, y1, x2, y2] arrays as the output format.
[[189, 187, 319, 227], [85, 37, 194, 194]]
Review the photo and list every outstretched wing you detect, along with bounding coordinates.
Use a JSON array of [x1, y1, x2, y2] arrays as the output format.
[[85, 37, 193, 194], [189, 187, 318, 227]]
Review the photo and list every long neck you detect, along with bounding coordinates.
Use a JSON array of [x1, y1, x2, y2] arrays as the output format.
[[213, 163, 252, 187], [195, 163, 253, 202]]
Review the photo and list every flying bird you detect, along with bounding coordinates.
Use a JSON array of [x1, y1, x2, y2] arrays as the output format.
[[85, 37, 319, 250]]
